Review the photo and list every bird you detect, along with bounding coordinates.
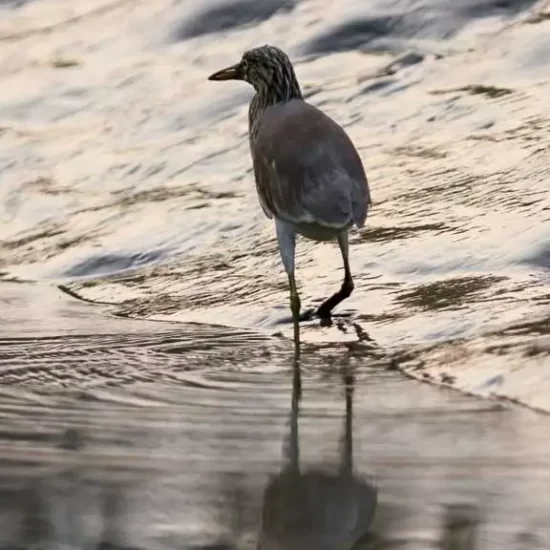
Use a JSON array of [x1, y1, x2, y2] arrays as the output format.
[[208, 45, 371, 352]]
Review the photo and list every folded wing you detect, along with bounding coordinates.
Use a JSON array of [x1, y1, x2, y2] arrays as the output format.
[[251, 99, 370, 229]]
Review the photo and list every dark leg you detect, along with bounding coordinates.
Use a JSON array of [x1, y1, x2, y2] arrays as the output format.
[[316, 232, 354, 321], [275, 220, 301, 355]]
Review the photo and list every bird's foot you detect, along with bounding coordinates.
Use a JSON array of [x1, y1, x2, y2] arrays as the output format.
[[274, 308, 316, 326], [276, 308, 350, 327], [298, 308, 315, 322], [315, 306, 333, 327], [299, 308, 333, 326], [319, 316, 333, 327]]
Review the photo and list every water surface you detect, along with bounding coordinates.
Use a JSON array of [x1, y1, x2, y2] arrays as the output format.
[[1, 0, 550, 546]]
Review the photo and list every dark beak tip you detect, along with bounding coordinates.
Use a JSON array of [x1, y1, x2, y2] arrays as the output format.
[[207, 64, 241, 82], [207, 71, 225, 82]]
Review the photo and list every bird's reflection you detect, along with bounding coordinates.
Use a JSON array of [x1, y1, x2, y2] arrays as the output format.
[[257, 351, 378, 550], [0, 359, 487, 550]]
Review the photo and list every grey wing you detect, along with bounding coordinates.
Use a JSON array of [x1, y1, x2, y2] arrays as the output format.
[[252, 100, 370, 228], [251, 152, 274, 219]]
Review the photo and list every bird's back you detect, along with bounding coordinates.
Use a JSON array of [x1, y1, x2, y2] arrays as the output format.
[[251, 99, 370, 230]]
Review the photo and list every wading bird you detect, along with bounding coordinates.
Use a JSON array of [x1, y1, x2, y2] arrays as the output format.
[[208, 45, 371, 352]]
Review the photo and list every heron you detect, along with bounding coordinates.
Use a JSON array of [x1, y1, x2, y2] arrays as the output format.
[[208, 45, 371, 352]]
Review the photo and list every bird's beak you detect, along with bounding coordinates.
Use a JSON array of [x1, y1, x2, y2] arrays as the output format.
[[208, 62, 243, 81]]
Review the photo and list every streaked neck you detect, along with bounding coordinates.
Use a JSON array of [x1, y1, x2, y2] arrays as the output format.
[[249, 78, 302, 141]]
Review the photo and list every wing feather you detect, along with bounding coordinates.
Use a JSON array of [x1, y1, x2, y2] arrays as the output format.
[[251, 99, 370, 228]]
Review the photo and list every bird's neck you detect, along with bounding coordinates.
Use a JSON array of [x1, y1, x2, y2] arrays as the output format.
[[249, 81, 302, 141]]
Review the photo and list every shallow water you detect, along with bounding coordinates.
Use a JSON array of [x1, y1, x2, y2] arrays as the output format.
[[0, 285, 550, 549], [1, 0, 550, 547]]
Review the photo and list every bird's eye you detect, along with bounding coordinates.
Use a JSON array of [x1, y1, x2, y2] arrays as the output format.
[[241, 59, 248, 70]]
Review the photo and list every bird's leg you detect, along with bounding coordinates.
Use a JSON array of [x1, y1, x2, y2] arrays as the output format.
[[316, 231, 355, 322], [276, 220, 301, 355]]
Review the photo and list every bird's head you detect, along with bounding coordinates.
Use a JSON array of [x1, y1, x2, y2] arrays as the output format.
[[208, 45, 301, 98]]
